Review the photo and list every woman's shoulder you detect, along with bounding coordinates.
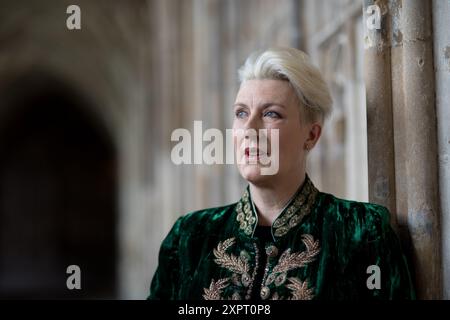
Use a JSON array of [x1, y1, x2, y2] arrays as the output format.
[[319, 191, 390, 220], [317, 192, 392, 240], [170, 202, 238, 236]]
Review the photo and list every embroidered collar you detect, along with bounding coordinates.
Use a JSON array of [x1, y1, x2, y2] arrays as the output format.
[[235, 174, 319, 241]]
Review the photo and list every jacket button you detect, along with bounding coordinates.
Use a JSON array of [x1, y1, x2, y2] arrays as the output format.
[[265, 245, 278, 258], [260, 286, 270, 300]]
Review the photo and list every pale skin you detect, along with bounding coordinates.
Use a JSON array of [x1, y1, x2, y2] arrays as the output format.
[[233, 79, 322, 226]]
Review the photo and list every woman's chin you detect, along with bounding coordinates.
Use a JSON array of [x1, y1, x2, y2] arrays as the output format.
[[238, 164, 275, 185]]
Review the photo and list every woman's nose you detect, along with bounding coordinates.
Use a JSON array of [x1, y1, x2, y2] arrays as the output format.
[[243, 115, 262, 140], [243, 113, 262, 131]]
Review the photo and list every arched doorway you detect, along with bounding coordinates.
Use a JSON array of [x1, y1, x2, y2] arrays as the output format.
[[0, 73, 117, 299]]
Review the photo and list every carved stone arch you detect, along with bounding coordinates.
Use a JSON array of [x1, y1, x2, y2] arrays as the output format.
[[0, 68, 118, 298]]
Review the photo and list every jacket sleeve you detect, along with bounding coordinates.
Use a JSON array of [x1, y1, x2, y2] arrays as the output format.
[[147, 216, 184, 300], [362, 205, 416, 299]]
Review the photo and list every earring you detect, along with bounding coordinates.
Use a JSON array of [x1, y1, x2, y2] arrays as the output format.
[[305, 144, 310, 151]]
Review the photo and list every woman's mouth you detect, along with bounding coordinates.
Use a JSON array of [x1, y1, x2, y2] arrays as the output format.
[[244, 147, 267, 160]]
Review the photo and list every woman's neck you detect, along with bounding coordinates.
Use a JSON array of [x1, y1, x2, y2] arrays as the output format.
[[249, 171, 306, 226]]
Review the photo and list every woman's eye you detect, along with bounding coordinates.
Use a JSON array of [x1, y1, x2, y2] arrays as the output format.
[[264, 111, 281, 119], [235, 110, 248, 119]]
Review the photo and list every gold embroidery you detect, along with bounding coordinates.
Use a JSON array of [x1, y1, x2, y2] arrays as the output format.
[[203, 235, 320, 300], [274, 273, 287, 286], [213, 238, 250, 275], [236, 190, 255, 236], [286, 278, 315, 300], [260, 286, 270, 300], [208, 174, 321, 301], [273, 185, 318, 237], [260, 250, 272, 300], [236, 174, 319, 239], [264, 234, 320, 300], [271, 234, 320, 275], [265, 245, 278, 258], [203, 278, 230, 300], [204, 238, 260, 300], [245, 243, 259, 299]]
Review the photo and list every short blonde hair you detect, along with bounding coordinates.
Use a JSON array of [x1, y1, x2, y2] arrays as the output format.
[[238, 47, 333, 124]]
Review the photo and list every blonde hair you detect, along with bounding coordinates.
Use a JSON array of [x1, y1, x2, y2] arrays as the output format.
[[238, 47, 333, 124]]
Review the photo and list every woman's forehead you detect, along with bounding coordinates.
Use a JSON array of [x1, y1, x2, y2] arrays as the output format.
[[235, 79, 296, 105]]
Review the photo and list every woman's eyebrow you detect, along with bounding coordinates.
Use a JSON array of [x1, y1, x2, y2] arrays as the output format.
[[261, 102, 286, 109], [233, 102, 286, 109], [233, 103, 248, 109]]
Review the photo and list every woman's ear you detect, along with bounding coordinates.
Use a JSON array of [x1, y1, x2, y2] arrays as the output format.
[[304, 122, 322, 150]]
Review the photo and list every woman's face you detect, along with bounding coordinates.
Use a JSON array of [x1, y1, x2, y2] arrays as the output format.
[[233, 79, 316, 186]]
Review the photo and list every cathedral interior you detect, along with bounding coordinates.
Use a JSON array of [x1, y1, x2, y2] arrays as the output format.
[[0, 0, 448, 299]]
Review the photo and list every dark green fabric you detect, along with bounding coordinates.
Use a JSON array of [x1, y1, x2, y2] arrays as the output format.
[[148, 177, 415, 300]]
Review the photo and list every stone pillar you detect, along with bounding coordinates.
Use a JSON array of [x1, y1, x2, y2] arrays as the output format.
[[432, 0, 449, 300], [364, 0, 443, 299], [362, 0, 397, 219], [402, 0, 442, 300]]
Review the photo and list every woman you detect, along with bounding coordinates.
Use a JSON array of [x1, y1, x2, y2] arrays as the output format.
[[148, 47, 415, 300]]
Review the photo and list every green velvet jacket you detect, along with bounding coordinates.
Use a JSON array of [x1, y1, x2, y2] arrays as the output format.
[[148, 175, 415, 300]]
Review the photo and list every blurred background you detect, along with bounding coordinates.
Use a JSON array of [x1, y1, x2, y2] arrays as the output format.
[[0, 0, 448, 299]]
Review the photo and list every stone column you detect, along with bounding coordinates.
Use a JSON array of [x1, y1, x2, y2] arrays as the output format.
[[433, 0, 450, 300], [402, 0, 442, 300], [362, 0, 397, 220]]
